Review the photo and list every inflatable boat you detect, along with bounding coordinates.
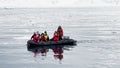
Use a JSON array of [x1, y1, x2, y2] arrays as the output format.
[[27, 38, 76, 48]]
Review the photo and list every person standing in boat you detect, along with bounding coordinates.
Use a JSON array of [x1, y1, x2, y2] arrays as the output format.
[[31, 32, 38, 42], [44, 31, 49, 41], [52, 31, 59, 41], [57, 26, 63, 40]]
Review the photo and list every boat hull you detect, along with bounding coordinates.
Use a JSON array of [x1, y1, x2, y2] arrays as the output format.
[[27, 39, 76, 48]]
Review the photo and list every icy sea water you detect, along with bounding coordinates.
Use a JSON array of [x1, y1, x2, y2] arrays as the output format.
[[0, 7, 120, 68]]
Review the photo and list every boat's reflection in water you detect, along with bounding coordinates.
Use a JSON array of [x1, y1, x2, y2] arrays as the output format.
[[27, 45, 76, 62]]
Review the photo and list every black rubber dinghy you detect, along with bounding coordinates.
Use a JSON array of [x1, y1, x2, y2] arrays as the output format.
[[27, 39, 77, 48]]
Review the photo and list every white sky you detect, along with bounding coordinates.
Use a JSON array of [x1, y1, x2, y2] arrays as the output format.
[[0, 0, 119, 8]]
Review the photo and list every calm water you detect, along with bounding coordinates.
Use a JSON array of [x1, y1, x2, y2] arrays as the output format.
[[0, 7, 120, 68]]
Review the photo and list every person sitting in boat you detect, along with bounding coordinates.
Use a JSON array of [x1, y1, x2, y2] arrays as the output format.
[[38, 33, 46, 42], [52, 31, 59, 41], [36, 31, 40, 38], [31, 32, 38, 42], [57, 26, 63, 40], [44, 31, 49, 41]]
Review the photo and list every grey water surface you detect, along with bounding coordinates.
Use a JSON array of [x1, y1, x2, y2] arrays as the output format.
[[0, 7, 120, 68]]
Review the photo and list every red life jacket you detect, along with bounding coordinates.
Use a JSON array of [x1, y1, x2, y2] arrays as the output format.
[[53, 37, 59, 41], [53, 33, 59, 41], [39, 36, 46, 41]]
